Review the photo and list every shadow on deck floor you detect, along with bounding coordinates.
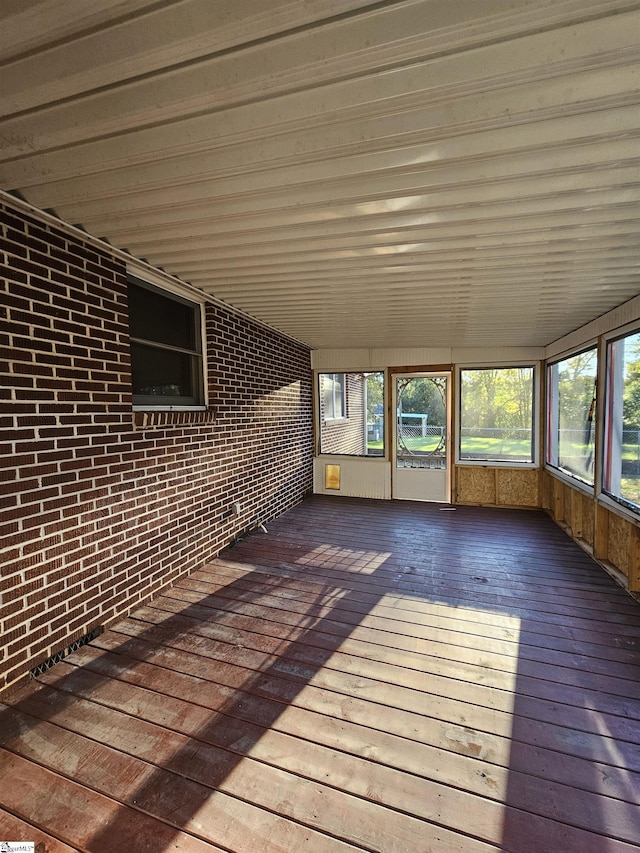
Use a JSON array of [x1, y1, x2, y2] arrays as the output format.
[[1, 495, 639, 852]]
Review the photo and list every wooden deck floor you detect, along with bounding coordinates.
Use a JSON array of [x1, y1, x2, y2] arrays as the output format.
[[1, 496, 639, 852]]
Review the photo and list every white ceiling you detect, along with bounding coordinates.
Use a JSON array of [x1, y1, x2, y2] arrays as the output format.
[[1, 0, 639, 350]]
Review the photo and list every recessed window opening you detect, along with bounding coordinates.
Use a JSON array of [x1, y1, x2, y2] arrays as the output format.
[[128, 276, 204, 407], [546, 347, 597, 487], [603, 328, 640, 511], [459, 366, 535, 464], [319, 371, 384, 456]]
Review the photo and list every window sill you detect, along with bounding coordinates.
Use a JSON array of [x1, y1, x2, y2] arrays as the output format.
[[317, 453, 387, 461], [133, 405, 207, 412], [455, 459, 538, 469], [132, 408, 215, 430], [597, 491, 640, 526], [544, 465, 595, 496]]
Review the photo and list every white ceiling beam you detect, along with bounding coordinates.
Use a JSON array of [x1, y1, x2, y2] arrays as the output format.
[[121, 209, 640, 254], [0, 0, 154, 60], [0, 0, 385, 109], [138, 225, 640, 265], [85, 183, 640, 244], [1, 9, 638, 159], [4, 100, 639, 202], [32, 134, 640, 219], [1, 0, 638, 351]]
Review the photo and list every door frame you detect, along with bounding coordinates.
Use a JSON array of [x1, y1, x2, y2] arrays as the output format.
[[389, 368, 453, 503]]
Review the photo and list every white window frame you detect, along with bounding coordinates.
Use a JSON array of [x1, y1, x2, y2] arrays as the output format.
[[455, 362, 540, 468], [599, 322, 640, 519], [320, 372, 346, 422], [317, 370, 386, 458], [544, 343, 598, 492], [127, 271, 208, 411]]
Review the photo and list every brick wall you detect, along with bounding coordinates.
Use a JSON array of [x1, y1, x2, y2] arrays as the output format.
[[319, 372, 367, 455], [0, 202, 313, 693]]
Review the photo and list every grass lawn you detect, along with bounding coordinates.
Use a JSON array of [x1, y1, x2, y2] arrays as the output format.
[[369, 434, 640, 506], [369, 435, 640, 470], [460, 436, 531, 457], [621, 478, 640, 504]]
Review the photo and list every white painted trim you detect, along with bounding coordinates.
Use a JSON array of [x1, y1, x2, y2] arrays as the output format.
[[1, 190, 312, 350], [545, 295, 640, 360], [132, 406, 208, 412], [544, 338, 600, 366], [454, 361, 541, 468], [128, 272, 210, 411], [543, 464, 595, 497], [312, 346, 544, 371], [598, 491, 640, 528], [127, 263, 207, 305]]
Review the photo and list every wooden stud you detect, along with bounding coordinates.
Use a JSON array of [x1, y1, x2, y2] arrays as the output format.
[[593, 502, 609, 562], [629, 524, 640, 592], [581, 493, 595, 547], [571, 488, 583, 540], [553, 477, 563, 523]]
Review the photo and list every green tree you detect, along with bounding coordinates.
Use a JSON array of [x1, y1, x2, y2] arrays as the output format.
[[623, 361, 640, 430], [397, 377, 446, 425], [364, 372, 384, 422], [558, 350, 597, 431], [461, 367, 533, 431]]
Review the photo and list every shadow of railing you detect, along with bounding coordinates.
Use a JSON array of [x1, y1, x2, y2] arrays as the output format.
[[1, 496, 639, 851], [0, 519, 401, 850]]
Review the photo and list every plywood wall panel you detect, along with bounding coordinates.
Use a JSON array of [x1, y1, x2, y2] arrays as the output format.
[[496, 468, 539, 507], [562, 484, 573, 528], [581, 493, 595, 547], [541, 471, 553, 513], [607, 513, 632, 582], [594, 502, 610, 561], [542, 471, 639, 596], [568, 488, 581, 538], [552, 477, 564, 523], [629, 527, 640, 592], [456, 466, 540, 507], [455, 467, 496, 505]]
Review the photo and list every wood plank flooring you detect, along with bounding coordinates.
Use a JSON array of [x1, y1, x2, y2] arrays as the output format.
[[1, 496, 639, 852]]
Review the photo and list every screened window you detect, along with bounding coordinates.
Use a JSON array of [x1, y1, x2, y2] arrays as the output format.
[[546, 347, 597, 486], [128, 277, 204, 407], [319, 371, 384, 456], [459, 366, 535, 464], [603, 329, 640, 510]]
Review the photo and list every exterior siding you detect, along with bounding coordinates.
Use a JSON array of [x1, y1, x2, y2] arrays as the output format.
[[0, 202, 313, 693]]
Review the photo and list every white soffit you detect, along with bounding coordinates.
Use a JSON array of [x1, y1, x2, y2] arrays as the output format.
[[1, 0, 639, 350]]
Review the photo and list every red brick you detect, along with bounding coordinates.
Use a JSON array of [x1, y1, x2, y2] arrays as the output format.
[[0, 199, 312, 692]]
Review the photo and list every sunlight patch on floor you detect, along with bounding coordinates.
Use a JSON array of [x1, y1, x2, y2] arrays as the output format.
[[295, 544, 392, 574], [384, 592, 524, 634]]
